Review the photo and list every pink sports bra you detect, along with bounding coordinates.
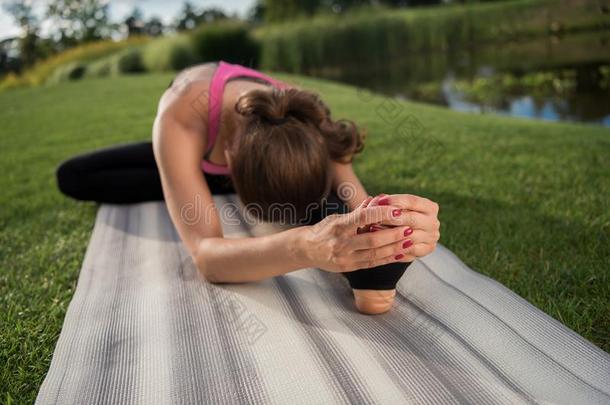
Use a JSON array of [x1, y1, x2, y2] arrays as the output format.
[[201, 61, 290, 175]]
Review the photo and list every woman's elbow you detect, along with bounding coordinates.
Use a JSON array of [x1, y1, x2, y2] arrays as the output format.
[[195, 258, 219, 283], [194, 240, 223, 283]]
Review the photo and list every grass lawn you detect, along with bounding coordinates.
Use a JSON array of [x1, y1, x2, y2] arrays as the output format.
[[1, 73, 608, 402]]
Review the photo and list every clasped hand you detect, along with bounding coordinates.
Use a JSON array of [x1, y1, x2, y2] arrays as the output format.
[[303, 194, 441, 273]]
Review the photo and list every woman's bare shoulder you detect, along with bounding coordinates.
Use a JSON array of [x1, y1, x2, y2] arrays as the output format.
[[172, 62, 219, 91], [156, 63, 219, 130]]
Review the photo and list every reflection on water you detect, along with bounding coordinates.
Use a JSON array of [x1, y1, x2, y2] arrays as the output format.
[[441, 75, 610, 126], [324, 31, 610, 127]]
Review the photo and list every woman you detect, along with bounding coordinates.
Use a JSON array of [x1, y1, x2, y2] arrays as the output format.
[[56, 61, 441, 314]]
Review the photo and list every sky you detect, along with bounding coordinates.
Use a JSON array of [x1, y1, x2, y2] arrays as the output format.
[[0, 0, 257, 41]]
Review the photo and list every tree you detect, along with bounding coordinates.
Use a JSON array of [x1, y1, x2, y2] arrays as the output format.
[[175, 2, 201, 31], [200, 8, 227, 23], [175, 2, 227, 31], [2, 1, 42, 67], [0, 47, 7, 75], [124, 7, 144, 37], [248, 1, 266, 23], [264, 0, 318, 22], [0, 37, 22, 75], [143, 17, 164, 37], [262, 0, 442, 22], [46, 0, 114, 47], [388, 0, 441, 6]]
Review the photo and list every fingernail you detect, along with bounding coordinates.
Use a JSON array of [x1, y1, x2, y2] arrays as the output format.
[[378, 197, 390, 206], [395, 254, 404, 260], [392, 209, 401, 217], [402, 240, 413, 249], [404, 227, 413, 236]]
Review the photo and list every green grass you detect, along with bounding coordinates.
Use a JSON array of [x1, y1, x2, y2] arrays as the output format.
[[1, 73, 608, 401]]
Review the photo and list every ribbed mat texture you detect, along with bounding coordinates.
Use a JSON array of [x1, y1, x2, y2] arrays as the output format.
[[37, 196, 610, 404]]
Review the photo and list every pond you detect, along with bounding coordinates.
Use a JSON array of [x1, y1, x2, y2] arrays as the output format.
[[325, 30, 610, 127]]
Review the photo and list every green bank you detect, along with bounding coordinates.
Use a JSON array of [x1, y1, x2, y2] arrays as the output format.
[[0, 73, 608, 402]]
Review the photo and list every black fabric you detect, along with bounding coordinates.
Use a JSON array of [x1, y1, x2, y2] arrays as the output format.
[[56, 141, 234, 204], [306, 194, 410, 291], [56, 141, 409, 289], [341, 261, 409, 290], [310, 194, 411, 290]]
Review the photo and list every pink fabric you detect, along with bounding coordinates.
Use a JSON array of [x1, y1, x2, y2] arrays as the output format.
[[201, 61, 290, 175]]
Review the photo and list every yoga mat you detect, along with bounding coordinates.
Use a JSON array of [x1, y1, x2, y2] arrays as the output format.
[[37, 195, 610, 404]]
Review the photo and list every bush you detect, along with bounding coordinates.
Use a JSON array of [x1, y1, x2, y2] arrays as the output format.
[[191, 22, 260, 66], [0, 72, 21, 91], [255, 0, 609, 74], [141, 34, 198, 72], [0, 37, 148, 89], [46, 62, 87, 84], [84, 47, 145, 79], [117, 47, 145, 73], [85, 55, 116, 78]]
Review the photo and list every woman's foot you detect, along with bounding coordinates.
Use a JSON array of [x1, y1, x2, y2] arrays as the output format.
[[352, 288, 396, 314]]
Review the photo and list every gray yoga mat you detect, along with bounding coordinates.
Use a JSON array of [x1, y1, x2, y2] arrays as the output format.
[[37, 195, 610, 404]]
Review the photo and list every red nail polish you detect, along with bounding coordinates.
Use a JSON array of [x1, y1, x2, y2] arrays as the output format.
[[378, 197, 390, 206], [404, 227, 413, 236], [402, 240, 413, 249], [392, 209, 401, 217], [395, 254, 404, 260]]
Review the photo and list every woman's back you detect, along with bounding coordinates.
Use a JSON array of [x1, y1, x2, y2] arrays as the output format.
[[157, 61, 290, 174]]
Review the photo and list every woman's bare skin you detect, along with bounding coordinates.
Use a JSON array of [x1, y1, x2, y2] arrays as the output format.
[[153, 63, 440, 314], [354, 290, 397, 314]]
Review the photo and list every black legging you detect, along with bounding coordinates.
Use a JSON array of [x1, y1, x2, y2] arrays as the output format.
[[56, 141, 235, 203], [56, 141, 409, 290]]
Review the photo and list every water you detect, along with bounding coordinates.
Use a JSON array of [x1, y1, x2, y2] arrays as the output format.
[[440, 72, 610, 126], [324, 31, 610, 127]]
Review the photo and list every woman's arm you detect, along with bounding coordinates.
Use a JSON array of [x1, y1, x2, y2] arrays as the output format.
[[153, 100, 312, 282], [153, 90, 407, 284], [332, 160, 441, 262]]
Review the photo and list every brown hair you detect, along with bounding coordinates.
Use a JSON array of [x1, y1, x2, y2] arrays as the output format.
[[228, 87, 364, 223]]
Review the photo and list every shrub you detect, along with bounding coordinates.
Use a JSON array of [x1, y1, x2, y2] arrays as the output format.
[[117, 47, 145, 73], [84, 47, 145, 79], [85, 55, 116, 78], [191, 22, 261, 66], [46, 62, 87, 84], [0, 37, 148, 89], [255, 0, 608, 74], [0, 73, 21, 91], [141, 34, 198, 72]]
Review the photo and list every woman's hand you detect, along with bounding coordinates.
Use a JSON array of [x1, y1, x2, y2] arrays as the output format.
[[300, 198, 413, 273], [374, 194, 440, 262]]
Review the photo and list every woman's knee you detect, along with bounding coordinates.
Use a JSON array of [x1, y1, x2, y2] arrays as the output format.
[[55, 157, 84, 199]]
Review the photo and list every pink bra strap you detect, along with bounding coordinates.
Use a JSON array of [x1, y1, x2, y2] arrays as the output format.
[[206, 61, 289, 156]]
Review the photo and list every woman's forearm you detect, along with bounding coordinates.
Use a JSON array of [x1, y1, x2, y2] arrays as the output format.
[[195, 225, 312, 283]]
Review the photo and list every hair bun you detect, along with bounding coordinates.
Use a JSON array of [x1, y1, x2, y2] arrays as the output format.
[[234, 86, 364, 163], [235, 88, 328, 127]]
